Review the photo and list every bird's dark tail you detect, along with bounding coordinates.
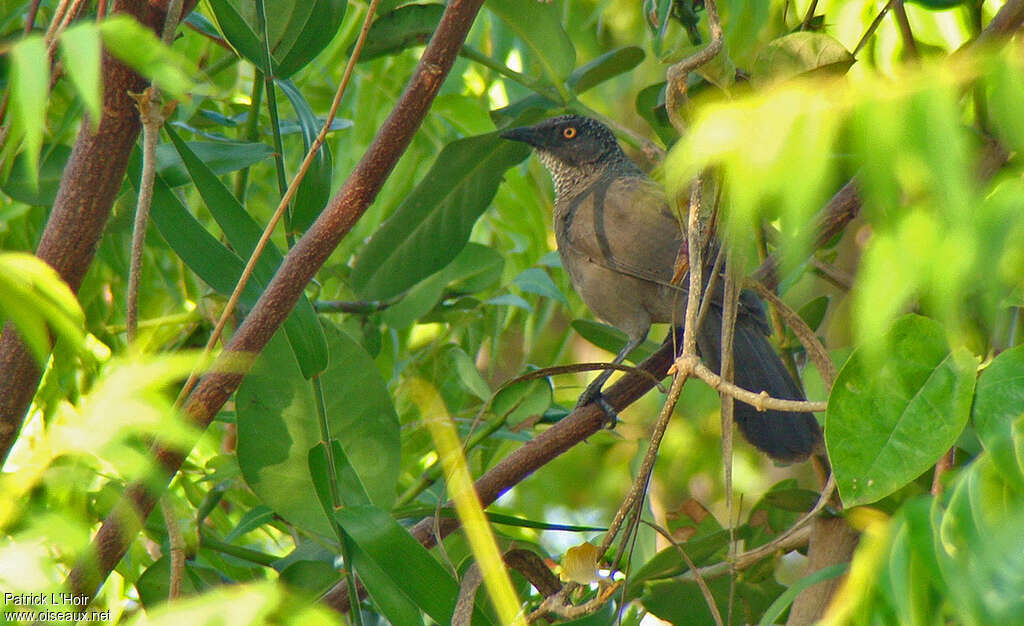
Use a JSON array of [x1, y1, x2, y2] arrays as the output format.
[[691, 310, 824, 463]]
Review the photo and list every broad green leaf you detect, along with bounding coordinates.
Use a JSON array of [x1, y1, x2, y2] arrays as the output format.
[[447, 346, 491, 401], [99, 16, 195, 99], [9, 35, 49, 185], [642, 577, 784, 626], [236, 323, 400, 538], [277, 559, 340, 597], [972, 345, 1024, 492], [335, 505, 492, 625], [827, 315, 977, 507], [164, 125, 328, 378], [277, 79, 333, 232], [0, 253, 85, 365], [58, 23, 102, 123], [350, 132, 530, 299], [135, 556, 222, 607], [635, 81, 676, 146], [308, 439, 372, 518], [1, 144, 71, 206], [487, 0, 575, 86], [206, 0, 346, 78], [155, 140, 275, 188], [568, 47, 644, 94], [752, 32, 855, 86], [570, 320, 658, 363], [491, 371, 552, 427], [357, 3, 444, 61], [907, 0, 966, 7]]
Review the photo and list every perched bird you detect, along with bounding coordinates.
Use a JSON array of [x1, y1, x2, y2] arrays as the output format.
[[501, 115, 822, 463]]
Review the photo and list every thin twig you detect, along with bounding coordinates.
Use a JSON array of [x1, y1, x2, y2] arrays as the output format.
[[892, 0, 919, 59], [125, 0, 184, 343], [852, 1, 893, 58], [719, 252, 739, 625], [931, 447, 955, 496], [800, 0, 819, 30], [161, 498, 185, 600], [643, 519, 724, 626], [175, 0, 382, 405]]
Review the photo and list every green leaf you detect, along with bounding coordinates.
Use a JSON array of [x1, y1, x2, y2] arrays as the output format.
[[752, 32, 854, 86], [357, 3, 444, 61], [568, 46, 645, 94], [907, 0, 966, 8], [350, 132, 530, 299], [0, 253, 85, 365], [570, 320, 658, 363], [9, 34, 49, 185], [448, 346, 491, 401], [164, 125, 328, 378], [827, 315, 978, 507], [936, 456, 1024, 624], [487, 0, 575, 86], [58, 22, 102, 123], [236, 323, 400, 538], [278, 559, 341, 597], [758, 563, 849, 626], [1, 144, 71, 206], [336, 505, 492, 625], [155, 140, 275, 188], [514, 268, 568, 306], [491, 371, 552, 427], [206, 0, 346, 78], [99, 16, 195, 99], [135, 556, 221, 608], [277, 79, 333, 232], [972, 345, 1024, 492], [643, 577, 784, 626], [128, 152, 260, 301]]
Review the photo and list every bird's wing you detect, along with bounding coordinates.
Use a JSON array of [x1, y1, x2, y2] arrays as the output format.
[[558, 174, 684, 289]]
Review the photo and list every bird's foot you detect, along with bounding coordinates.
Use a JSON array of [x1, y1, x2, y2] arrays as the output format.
[[577, 387, 618, 428]]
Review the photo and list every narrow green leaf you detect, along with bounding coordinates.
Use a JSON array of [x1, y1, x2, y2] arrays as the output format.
[[164, 125, 328, 377], [9, 35, 49, 185], [568, 46, 645, 94], [758, 563, 849, 626], [277, 79, 333, 232], [58, 23, 102, 123], [99, 15, 195, 99], [356, 4, 444, 61], [236, 323, 400, 538], [514, 267, 568, 306], [205, 0, 264, 71], [155, 140, 275, 188], [570, 320, 658, 363], [487, 0, 575, 85], [336, 505, 492, 625], [273, 0, 347, 78], [350, 132, 530, 299], [827, 315, 978, 507], [128, 152, 261, 300]]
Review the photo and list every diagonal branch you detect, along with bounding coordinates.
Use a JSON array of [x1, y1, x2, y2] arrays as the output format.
[[0, 0, 197, 465], [65, 0, 491, 601]]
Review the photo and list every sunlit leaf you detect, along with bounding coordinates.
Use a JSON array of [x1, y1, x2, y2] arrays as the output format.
[[99, 15, 195, 99], [972, 345, 1024, 492], [752, 32, 854, 85], [0, 253, 85, 365], [8, 35, 49, 186], [58, 22, 103, 123]]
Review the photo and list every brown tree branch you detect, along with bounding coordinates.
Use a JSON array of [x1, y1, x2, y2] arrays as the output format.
[[0, 0, 196, 464], [65, 0, 490, 601]]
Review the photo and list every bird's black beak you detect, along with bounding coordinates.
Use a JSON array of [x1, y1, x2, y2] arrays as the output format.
[[500, 125, 543, 148]]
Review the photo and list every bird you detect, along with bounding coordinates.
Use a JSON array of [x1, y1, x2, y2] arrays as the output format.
[[501, 114, 823, 463]]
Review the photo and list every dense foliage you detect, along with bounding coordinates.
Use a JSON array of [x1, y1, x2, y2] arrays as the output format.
[[1, 0, 1022, 624]]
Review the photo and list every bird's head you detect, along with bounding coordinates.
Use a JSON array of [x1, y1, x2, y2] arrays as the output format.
[[501, 115, 624, 172]]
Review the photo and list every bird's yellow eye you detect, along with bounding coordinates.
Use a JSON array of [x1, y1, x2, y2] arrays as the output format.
[[562, 126, 577, 139]]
